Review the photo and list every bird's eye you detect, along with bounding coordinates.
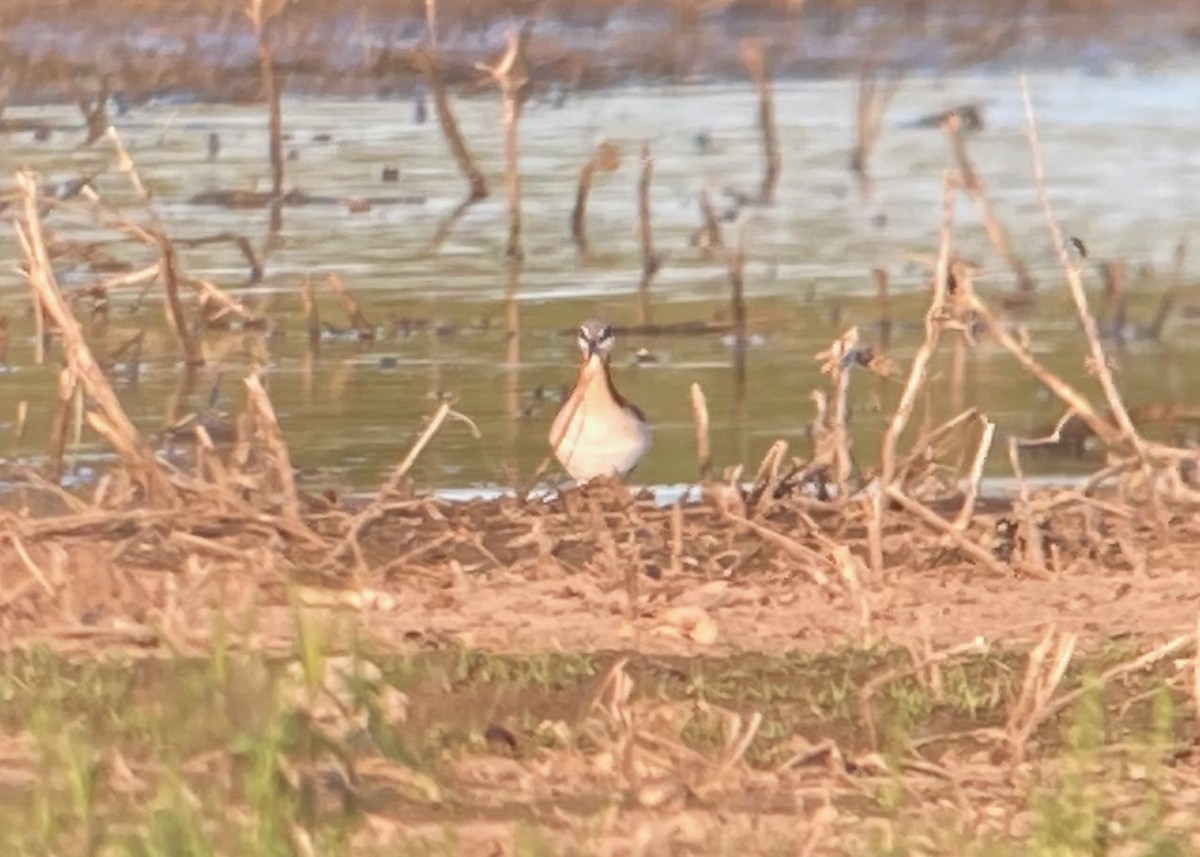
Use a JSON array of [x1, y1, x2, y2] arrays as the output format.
[[600, 325, 614, 340]]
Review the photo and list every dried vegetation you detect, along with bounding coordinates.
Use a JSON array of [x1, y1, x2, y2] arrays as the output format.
[[2, 4, 1200, 854]]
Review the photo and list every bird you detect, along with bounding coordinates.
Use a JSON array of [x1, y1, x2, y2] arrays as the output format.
[[548, 319, 651, 483]]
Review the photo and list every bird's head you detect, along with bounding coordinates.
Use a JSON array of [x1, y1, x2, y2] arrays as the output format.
[[576, 318, 615, 363]]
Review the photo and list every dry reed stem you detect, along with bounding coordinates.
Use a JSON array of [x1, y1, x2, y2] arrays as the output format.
[[636, 142, 660, 326], [1007, 436, 1047, 576], [883, 485, 1013, 577], [689, 382, 711, 481], [14, 170, 177, 506], [247, 0, 287, 205], [817, 327, 859, 499], [1019, 77, 1158, 522], [867, 490, 884, 578], [1040, 631, 1194, 729], [954, 418, 995, 530], [739, 39, 780, 204], [965, 290, 1121, 446], [858, 636, 989, 752], [1004, 626, 1076, 762], [107, 127, 155, 214], [243, 371, 300, 521], [880, 170, 956, 488], [379, 400, 482, 496], [193, 278, 263, 329], [744, 439, 787, 513], [942, 111, 1033, 293], [723, 512, 831, 588], [477, 28, 527, 260]]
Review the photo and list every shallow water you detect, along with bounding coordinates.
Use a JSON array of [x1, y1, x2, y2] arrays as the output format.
[[0, 67, 1198, 495]]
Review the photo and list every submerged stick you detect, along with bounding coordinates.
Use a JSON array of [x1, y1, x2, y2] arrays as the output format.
[[325, 274, 374, 340], [413, 47, 487, 204], [873, 267, 891, 352], [739, 39, 780, 204], [246, 0, 287, 230], [154, 233, 204, 367], [570, 141, 620, 255], [851, 65, 902, 196], [301, 276, 320, 351], [636, 143, 661, 326]]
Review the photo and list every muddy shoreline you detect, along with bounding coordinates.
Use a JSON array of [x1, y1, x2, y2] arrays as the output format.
[[2, 0, 1198, 107]]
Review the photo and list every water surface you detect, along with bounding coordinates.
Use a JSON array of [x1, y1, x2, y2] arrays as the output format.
[[0, 68, 1197, 494]]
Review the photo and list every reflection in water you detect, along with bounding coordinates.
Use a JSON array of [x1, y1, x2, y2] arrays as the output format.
[[504, 260, 523, 477]]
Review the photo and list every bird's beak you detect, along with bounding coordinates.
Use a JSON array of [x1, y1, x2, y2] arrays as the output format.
[[585, 339, 599, 359]]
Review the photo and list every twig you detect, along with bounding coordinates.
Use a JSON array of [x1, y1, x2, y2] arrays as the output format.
[[880, 170, 956, 487], [1019, 78, 1151, 473], [477, 28, 527, 260], [954, 418, 995, 529]]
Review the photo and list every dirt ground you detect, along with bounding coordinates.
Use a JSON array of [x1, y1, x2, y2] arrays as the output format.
[[4, 479, 1199, 660]]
